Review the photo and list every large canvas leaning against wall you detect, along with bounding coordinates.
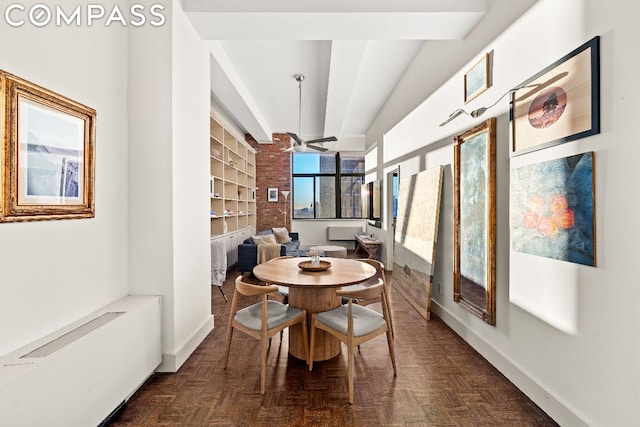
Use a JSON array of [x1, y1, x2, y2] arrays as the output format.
[[511, 151, 595, 266], [393, 165, 444, 320]]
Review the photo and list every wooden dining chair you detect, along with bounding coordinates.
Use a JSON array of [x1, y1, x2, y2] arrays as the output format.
[[224, 275, 309, 394], [267, 256, 293, 304], [342, 258, 395, 339], [309, 282, 397, 404], [263, 256, 293, 342]]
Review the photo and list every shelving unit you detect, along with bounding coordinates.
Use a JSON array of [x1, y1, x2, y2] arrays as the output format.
[[210, 113, 257, 267]]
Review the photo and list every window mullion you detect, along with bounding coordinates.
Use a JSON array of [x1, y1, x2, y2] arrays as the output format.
[[335, 153, 341, 219]]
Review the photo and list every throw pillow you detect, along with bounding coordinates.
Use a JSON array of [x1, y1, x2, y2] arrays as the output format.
[[252, 234, 278, 245], [272, 227, 292, 244]]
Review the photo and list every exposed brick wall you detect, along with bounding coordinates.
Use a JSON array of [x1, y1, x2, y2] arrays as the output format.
[[246, 133, 291, 232]]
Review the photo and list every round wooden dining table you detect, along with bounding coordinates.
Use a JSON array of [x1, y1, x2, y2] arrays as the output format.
[[253, 257, 376, 361]]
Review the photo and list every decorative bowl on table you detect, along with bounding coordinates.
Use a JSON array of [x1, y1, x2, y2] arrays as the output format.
[[298, 260, 332, 271]]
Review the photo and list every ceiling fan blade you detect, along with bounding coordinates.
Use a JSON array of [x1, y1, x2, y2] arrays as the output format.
[[287, 132, 303, 145], [306, 136, 337, 144], [307, 144, 328, 152], [282, 146, 294, 152]]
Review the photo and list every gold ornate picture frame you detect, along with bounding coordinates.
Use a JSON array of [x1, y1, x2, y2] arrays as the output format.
[[453, 117, 497, 325], [1, 70, 96, 222]]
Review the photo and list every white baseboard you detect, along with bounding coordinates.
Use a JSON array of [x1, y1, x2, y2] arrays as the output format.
[[157, 314, 214, 372], [431, 302, 591, 427]]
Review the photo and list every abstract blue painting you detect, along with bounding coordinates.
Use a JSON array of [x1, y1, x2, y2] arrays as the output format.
[[460, 131, 489, 288], [510, 152, 595, 266]]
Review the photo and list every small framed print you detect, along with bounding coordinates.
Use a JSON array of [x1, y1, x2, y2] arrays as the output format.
[[1, 70, 96, 222], [267, 187, 278, 202], [464, 52, 490, 103]]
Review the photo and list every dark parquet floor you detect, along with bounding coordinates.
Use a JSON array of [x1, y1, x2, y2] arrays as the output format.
[[108, 252, 558, 427]]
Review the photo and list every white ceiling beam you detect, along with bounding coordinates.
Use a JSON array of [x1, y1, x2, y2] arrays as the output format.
[[208, 42, 273, 142], [183, 0, 487, 14], [324, 41, 369, 138], [186, 12, 486, 40]]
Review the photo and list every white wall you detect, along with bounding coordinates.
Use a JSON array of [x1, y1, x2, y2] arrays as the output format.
[[0, 1, 129, 356], [370, 0, 640, 425], [170, 1, 213, 369], [128, 0, 213, 371], [128, 2, 176, 353], [291, 219, 365, 251]]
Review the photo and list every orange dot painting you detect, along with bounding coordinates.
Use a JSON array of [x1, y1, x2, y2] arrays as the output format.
[[528, 86, 567, 129], [536, 215, 558, 238], [552, 208, 575, 229], [523, 210, 539, 229], [510, 152, 595, 267], [527, 195, 545, 213], [521, 194, 575, 234], [548, 194, 569, 212]]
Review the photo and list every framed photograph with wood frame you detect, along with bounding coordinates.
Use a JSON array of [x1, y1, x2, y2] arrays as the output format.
[[510, 36, 600, 156], [267, 187, 278, 202], [453, 117, 496, 325], [464, 52, 490, 103], [0, 70, 96, 222]]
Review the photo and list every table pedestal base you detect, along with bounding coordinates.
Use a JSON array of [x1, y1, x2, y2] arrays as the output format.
[[288, 287, 342, 361]]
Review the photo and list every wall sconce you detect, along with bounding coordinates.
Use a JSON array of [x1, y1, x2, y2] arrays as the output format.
[[439, 83, 538, 127]]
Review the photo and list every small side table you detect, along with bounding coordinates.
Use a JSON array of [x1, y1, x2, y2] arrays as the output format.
[[354, 234, 382, 260]]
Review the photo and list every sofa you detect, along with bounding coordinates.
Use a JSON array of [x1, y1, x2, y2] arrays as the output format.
[[237, 229, 300, 273]]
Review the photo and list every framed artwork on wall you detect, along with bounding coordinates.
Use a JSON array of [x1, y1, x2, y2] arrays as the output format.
[[0, 69, 96, 222], [453, 117, 496, 325], [267, 187, 278, 202], [510, 151, 595, 266], [511, 36, 600, 156], [464, 52, 490, 103]]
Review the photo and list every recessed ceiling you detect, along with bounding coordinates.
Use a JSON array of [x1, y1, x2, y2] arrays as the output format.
[[183, 0, 489, 149]]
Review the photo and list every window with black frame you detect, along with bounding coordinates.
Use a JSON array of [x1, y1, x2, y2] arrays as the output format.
[[292, 153, 364, 219]]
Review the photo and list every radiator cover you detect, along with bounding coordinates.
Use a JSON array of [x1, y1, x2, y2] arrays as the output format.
[[0, 296, 161, 427]]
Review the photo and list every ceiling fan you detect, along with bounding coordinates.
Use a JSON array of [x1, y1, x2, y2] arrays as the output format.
[[285, 74, 337, 152]]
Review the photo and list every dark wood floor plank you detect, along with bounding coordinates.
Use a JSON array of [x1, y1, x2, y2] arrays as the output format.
[[107, 253, 558, 426]]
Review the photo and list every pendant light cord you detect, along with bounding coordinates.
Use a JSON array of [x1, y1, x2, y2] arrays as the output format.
[[295, 74, 305, 138], [298, 77, 302, 136]]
